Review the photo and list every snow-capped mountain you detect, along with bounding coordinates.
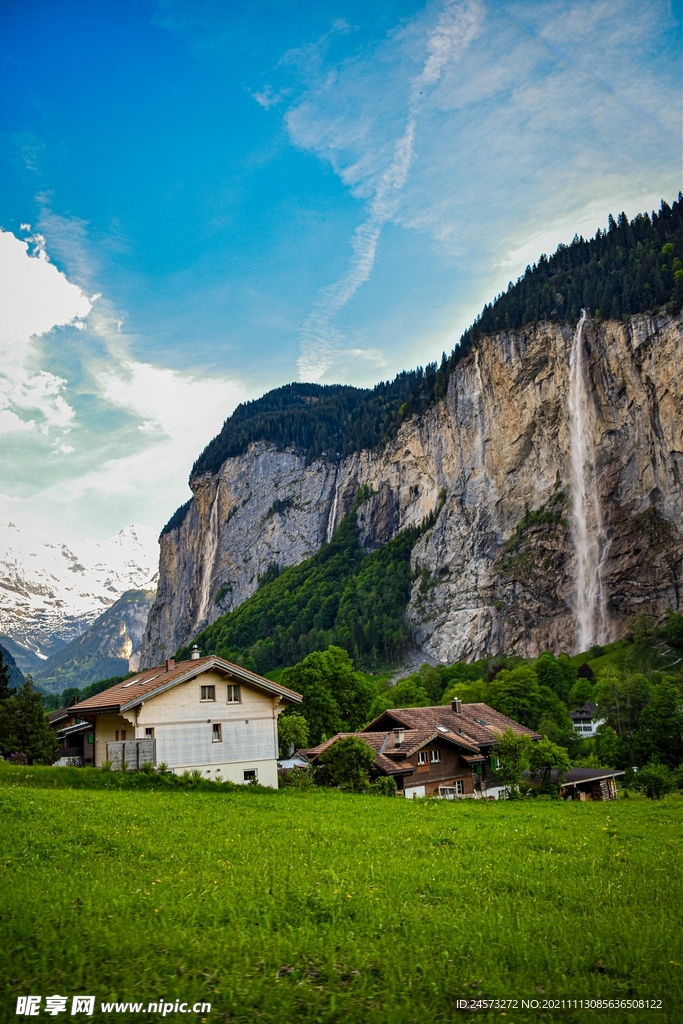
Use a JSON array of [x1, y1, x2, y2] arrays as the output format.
[[0, 521, 159, 667]]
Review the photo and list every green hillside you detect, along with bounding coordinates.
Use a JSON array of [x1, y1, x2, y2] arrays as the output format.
[[177, 504, 426, 673]]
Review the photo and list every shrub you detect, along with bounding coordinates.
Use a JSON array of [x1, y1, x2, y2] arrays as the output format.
[[278, 714, 309, 758], [278, 765, 317, 789], [318, 736, 377, 792], [491, 728, 532, 793], [528, 737, 572, 791], [664, 610, 683, 649], [636, 761, 676, 799], [368, 776, 397, 797]]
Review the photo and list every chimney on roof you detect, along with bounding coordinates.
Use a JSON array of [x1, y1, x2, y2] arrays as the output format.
[[393, 727, 405, 746], [451, 698, 462, 714], [191, 645, 200, 661], [166, 659, 175, 672]]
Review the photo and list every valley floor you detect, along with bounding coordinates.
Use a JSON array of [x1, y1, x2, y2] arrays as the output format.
[[1, 770, 681, 1023]]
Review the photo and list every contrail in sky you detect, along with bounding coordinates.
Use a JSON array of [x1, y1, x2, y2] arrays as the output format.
[[297, 0, 481, 381]]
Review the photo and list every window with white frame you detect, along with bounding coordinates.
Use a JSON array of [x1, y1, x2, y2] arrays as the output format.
[[430, 749, 441, 763], [212, 723, 222, 742], [145, 727, 154, 738], [417, 751, 428, 765], [454, 779, 464, 794], [243, 768, 257, 782], [226, 684, 241, 703], [201, 685, 216, 701]]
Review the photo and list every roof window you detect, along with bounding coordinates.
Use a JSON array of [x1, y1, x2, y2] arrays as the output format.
[[474, 718, 489, 726], [436, 725, 449, 733]]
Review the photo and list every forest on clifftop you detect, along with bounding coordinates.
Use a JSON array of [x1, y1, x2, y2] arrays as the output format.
[[178, 195, 683, 516]]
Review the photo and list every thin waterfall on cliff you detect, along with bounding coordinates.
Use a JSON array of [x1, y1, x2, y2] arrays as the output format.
[[325, 459, 341, 543], [197, 495, 220, 626], [568, 309, 607, 651]]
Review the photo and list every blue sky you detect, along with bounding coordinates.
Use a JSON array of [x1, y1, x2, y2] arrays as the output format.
[[0, 0, 680, 547]]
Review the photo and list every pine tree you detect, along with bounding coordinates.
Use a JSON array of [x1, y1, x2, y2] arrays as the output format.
[[13, 677, 57, 765]]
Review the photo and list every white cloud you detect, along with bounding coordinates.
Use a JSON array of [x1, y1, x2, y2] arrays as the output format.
[[31, 356, 246, 530], [95, 352, 242, 444], [17, 299, 250, 537], [0, 225, 249, 543], [0, 228, 91, 435]]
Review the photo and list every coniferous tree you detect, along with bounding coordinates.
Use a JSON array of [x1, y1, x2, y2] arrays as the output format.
[[2, 677, 57, 765]]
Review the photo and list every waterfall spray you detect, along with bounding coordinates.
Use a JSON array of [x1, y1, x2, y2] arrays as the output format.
[[197, 494, 220, 626], [568, 310, 607, 652]]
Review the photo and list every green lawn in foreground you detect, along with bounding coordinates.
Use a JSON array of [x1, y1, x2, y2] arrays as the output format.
[[1, 770, 681, 1024]]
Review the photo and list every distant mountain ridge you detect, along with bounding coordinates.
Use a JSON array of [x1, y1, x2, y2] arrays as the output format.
[[0, 641, 24, 691], [32, 588, 156, 695], [0, 523, 159, 664]]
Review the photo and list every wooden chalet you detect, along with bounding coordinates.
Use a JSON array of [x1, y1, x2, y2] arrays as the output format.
[[303, 698, 540, 799], [49, 708, 94, 766]]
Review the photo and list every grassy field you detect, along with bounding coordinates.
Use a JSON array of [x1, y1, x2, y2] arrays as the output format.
[[1, 769, 681, 1024]]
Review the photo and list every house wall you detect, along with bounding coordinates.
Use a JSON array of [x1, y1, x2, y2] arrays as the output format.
[[571, 716, 606, 737], [92, 713, 132, 767], [400, 739, 475, 798], [131, 669, 282, 785]]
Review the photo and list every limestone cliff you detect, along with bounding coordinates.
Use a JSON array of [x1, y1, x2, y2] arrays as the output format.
[[141, 313, 683, 666]]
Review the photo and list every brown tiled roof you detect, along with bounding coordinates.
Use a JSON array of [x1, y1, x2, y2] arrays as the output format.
[[363, 703, 539, 748], [302, 722, 490, 774], [302, 732, 414, 776], [68, 656, 302, 715]]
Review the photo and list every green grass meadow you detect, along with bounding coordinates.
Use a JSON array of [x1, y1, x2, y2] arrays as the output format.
[[1, 769, 682, 1024]]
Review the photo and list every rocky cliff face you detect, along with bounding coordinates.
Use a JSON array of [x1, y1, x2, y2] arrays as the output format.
[[141, 313, 683, 666]]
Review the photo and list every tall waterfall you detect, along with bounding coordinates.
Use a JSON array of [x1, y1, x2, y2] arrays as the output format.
[[325, 459, 341, 543], [197, 495, 220, 626], [568, 310, 607, 651]]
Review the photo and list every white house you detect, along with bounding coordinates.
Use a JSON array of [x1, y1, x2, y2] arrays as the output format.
[[568, 702, 605, 738], [69, 654, 302, 788]]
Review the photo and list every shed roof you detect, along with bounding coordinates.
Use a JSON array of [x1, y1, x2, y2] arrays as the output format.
[[523, 767, 624, 787], [48, 708, 74, 726], [57, 721, 92, 738], [68, 656, 302, 715]]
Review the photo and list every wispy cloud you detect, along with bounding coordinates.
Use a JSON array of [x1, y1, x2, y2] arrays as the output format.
[[294, 1, 482, 380], [270, 0, 680, 380]]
